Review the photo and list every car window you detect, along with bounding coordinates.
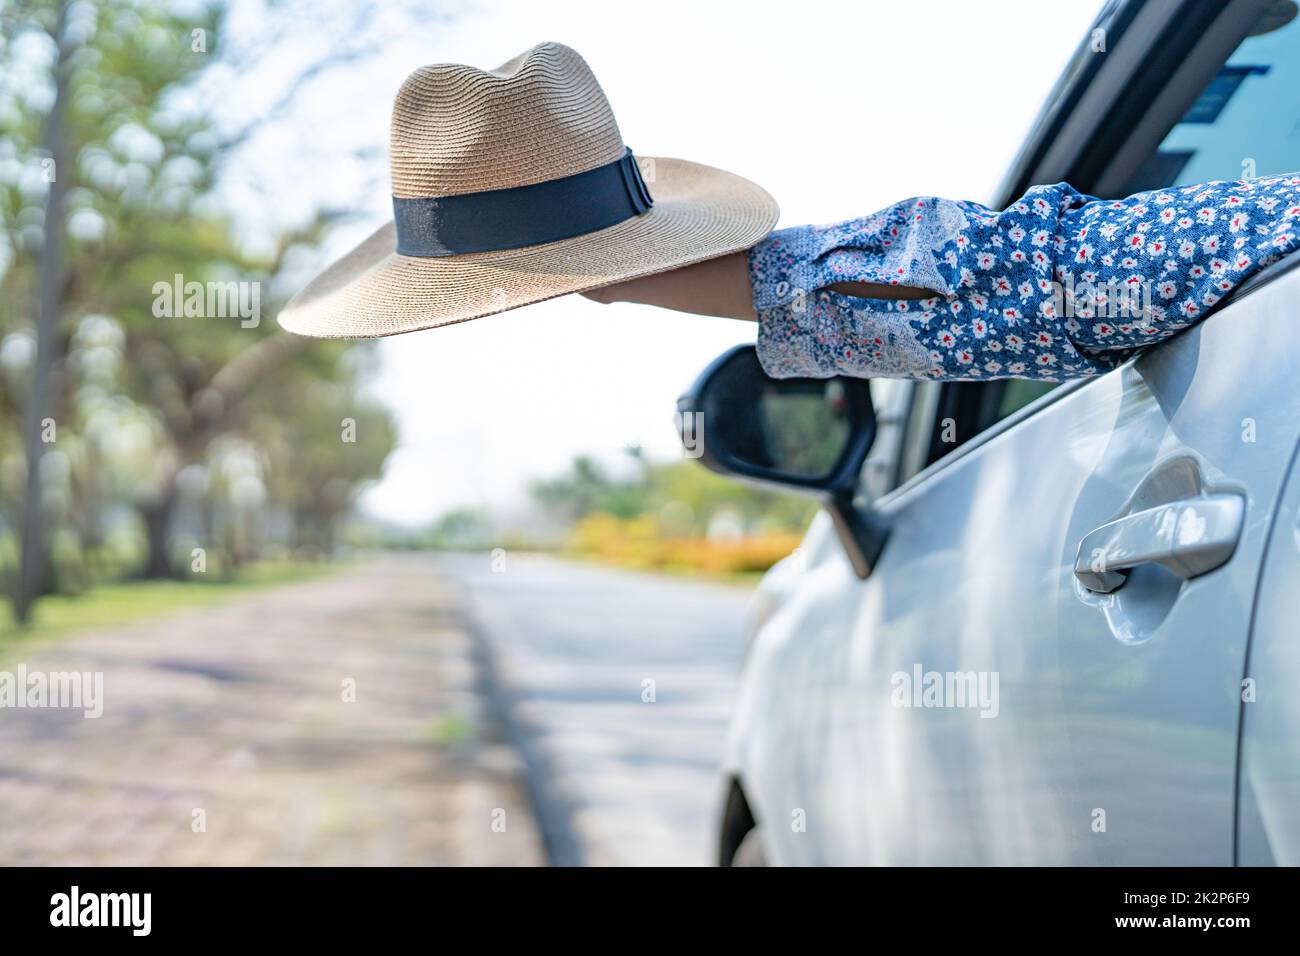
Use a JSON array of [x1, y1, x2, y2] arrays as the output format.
[[860, 378, 913, 498], [994, 379, 1057, 420], [919, 0, 1300, 470], [1120, 2, 1300, 192], [896, 380, 940, 486]]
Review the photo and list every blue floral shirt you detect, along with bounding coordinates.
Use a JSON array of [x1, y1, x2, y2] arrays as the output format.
[[749, 174, 1300, 381]]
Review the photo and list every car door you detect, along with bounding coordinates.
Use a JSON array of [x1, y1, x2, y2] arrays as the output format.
[[736, 0, 1300, 865], [1237, 395, 1300, 866], [742, 256, 1300, 867]]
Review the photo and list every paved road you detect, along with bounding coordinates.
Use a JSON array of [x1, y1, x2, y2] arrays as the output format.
[[0, 556, 541, 866], [441, 552, 754, 866]]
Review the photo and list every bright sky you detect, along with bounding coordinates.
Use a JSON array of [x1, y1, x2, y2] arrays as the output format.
[[240, 0, 1101, 528]]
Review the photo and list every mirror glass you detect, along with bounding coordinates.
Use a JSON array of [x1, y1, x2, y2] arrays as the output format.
[[701, 349, 856, 481]]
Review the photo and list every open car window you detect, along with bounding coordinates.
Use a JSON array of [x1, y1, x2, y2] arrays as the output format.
[[919, 0, 1300, 471], [1120, 1, 1300, 192]]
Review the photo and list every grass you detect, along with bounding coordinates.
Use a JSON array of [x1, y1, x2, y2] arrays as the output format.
[[413, 713, 475, 747], [0, 560, 342, 648]]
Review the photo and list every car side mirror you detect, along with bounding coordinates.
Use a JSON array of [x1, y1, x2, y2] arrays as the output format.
[[677, 344, 889, 578]]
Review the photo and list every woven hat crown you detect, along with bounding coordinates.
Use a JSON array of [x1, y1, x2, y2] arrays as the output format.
[[389, 42, 626, 200]]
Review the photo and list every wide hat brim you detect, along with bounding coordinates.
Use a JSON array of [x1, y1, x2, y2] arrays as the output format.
[[277, 157, 778, 339]]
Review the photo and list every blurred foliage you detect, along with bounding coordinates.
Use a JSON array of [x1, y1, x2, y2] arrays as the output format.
[[528, 452, 817, 576], [531, 452, 817, 535], [0, 0, 397, 623], [420, 507, 493, 550], [569, 513, 804, 577]]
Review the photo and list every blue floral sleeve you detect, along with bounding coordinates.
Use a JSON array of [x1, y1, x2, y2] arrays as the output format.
[[749, 175, 1300, 381]]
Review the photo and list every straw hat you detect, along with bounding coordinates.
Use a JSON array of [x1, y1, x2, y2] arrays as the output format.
[[278, 41, 779, 339]]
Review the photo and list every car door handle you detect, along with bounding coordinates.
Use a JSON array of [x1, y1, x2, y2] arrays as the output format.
[[1073, 493, 1244, 593]]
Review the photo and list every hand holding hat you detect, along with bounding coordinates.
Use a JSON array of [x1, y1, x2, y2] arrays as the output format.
[[278, 41, 779, 339]]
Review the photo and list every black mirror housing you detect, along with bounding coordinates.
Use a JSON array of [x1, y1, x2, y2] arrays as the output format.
[[677, 345, 889, 578]]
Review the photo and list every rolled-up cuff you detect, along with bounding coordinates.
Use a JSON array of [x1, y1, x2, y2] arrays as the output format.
[[746, 225, 827, 311], [755, 302, 839, 379], [756, 291, 948, 380]]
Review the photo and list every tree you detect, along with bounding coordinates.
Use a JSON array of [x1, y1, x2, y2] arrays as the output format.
[[0, 0, 410, 619], [7, 0, 71, 622]]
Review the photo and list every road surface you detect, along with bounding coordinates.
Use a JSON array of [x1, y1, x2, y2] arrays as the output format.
[[0, 556, 541, 866], [441, 552, 754, 866]]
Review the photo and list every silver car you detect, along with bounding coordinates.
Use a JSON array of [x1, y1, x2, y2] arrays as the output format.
[[682, 0, 1300, 866]]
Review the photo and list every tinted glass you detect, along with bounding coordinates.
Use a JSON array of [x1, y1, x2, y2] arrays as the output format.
[[935, 1, 1300, 460], [1122, 1, 1300, 191]]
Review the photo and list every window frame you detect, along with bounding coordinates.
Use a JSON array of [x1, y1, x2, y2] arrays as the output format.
[[907, 0, 1284, 480], [876, 374, 1093, 511], [876, 242, 1300, 510]]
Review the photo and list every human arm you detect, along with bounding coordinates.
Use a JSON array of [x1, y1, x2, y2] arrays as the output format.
[[584, 174, 1300, 381]]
